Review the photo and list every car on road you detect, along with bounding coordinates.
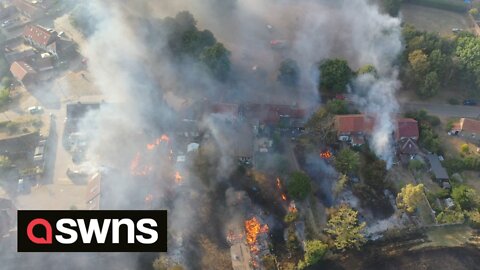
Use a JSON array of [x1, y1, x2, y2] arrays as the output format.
[[463, 99, 477, 106], [27, 106, 43, 114]]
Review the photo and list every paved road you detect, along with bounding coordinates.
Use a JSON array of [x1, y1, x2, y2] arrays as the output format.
[[401, 102, 480, 118]]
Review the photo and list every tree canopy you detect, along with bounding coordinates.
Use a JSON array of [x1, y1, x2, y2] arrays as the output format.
[[396, 183, 424, 213], [200, 42, 231, 81], [319, 59, 353, 94], [298, 240, 328, 269], [326, 204, 366, 251], [287, 171, 312, 200], [451, 185, 480, 211], [334, 148, 360, 175]]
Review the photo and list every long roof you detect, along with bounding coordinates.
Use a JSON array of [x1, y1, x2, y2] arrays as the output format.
[[10, 61, 36, 81], [427, 154, 449, 180], [396, 118, 419, 140], [23, 24, 56, 47]]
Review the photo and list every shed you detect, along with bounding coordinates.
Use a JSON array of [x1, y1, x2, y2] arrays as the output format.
[[426, 154, 449, 181]]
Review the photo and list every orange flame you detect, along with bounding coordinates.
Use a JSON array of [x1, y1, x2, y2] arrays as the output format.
[[146, 134, 170, 150], [130, 152, 153, 176], [281, 194, 287, 201], [320, 150, 332, 159], [245, 217, 269, 252], [276, 177, 282, 189], [175, 171, 182, 183]]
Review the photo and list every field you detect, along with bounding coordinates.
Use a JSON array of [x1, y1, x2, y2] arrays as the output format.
[[401, 3, 470, 36]]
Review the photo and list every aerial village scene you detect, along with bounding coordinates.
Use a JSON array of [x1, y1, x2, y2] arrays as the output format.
[[1, 0, 480, 269]]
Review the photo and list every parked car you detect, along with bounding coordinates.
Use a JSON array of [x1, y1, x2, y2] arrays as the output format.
[[27, 106, 43, 114], [463, 99, 477, 106]]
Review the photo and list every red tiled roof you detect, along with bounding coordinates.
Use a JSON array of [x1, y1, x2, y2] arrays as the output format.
[[23, 24, 56, 47], [461, 118, 480, 134], [396, 118, 419, 140], [335, 115, 373, 134], [10, 61, 36, 81]]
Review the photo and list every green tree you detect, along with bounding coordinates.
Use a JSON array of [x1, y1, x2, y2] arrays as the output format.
[[200, 43, 231, 82], [334, 148, 360, 175], [357, 64, 377, 76], [287, 171, 312, 200], [326, 99, 348, 115], [298, 240, 328, 269], [418, 71, 439, 98], [451, 185, 480, 211], [319, 59, 353, 94], [456, 35, 480, 88], [174, 11, 197, 32], [428, 49, 450, 83], [408, 49, 429, 77], [396, 184, 424, 213], [408, 159, 425, 171], [436, 209, 465, 224], [278, 59, 300, 87], [326, 204, 366, 250]]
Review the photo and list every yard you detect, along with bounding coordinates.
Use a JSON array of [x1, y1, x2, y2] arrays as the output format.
[[401, 3, 470, 36]]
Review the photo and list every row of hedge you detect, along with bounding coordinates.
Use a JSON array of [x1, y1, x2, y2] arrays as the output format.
[[404, 0, 468, 13], [444, 157, 480, 175]]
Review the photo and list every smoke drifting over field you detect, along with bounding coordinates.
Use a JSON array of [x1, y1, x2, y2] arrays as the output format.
[[2, 0, 403, 269]]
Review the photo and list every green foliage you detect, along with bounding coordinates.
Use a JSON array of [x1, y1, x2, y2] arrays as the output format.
[[200, 42, 231, 82], [409, 49, 430, 76], [408, 159, 425, 171], [319, 59, 353, 94], [436, 209, 465, 224], [357, 64, 377, 76], [303, 107, 336, 147], [278, 59, 300, 87], [451, 185, 480, 211], [287, 171, 312, 200], [1, 77, 12, 88], [298, 240, 328, 269], [382, 0, 403, 16], [466, 210, 480, 228], [335, 148, 360, 175], [396, 183, 424, 213], [284, 211, 299, 223], [0, 155, 11, 169], [326, 204, 366, 251], [418, 71, 439, 98], [0, 88, 9, 107], [456, 35, 480, 89], [461, 143, 470, 154], [326, 99, 348, 115], [333, 174, 348, 196], [470, 8, 479, 16]]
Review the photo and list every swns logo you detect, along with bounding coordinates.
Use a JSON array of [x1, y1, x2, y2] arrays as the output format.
[[18, 210, 167, 252]]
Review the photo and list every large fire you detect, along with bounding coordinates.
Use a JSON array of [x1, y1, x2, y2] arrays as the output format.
[[245, 217, 269, 250], [320, 150, 332, 159], [147, 134, 170, 150]]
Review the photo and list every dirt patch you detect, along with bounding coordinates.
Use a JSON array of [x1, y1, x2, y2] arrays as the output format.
[[401, 4, 470, 36]]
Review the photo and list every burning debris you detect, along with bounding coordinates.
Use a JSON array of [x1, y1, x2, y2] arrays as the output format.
[[147, 134, 170, 151], [276, 177, 288, 201], [320, 150, 332, 159]]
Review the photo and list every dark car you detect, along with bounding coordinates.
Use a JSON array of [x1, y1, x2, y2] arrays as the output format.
[[463, 99, 477, 106]]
